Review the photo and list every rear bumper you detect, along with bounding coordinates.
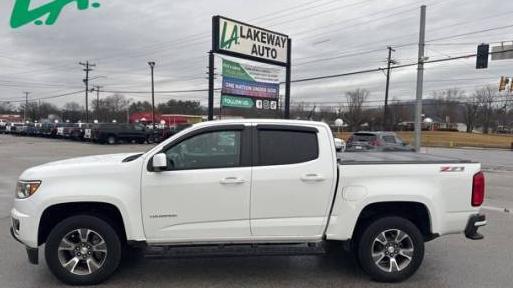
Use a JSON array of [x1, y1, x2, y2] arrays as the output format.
[[465, 214, 486, 240]]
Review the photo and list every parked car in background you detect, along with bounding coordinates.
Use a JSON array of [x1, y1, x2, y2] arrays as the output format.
[[68, 123, 91, 141], [38, 123, 58, 138], [0, 120, 7, 134], [55, 123, 75, 138], [346, 131, 415, 152], [90, 123, 157, 144], [25, 123, 40, 136], [152, 123, 194, 143]]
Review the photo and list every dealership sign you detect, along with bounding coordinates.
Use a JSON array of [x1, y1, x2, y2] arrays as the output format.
[[221, 59, 279, 111], [213, 16, 289, 65]]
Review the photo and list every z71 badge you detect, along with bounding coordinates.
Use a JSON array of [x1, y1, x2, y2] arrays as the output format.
[[440, 166, 465, 172]]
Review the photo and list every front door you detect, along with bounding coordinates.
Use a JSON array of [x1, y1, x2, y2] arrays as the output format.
[[141, 125, 252, 243]]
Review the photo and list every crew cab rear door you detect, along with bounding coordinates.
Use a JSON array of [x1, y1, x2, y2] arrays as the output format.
[[141, 124, 252, 242], [250, 124, 337, 238]]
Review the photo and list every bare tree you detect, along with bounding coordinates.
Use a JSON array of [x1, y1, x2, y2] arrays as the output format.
[[474, 86, 497, 134], [62, 102, 84, 122], [342, 88, 369, 131], [462, 94, 479, 133], [430, 88, 465, 123], [0, 102, 14, 113]]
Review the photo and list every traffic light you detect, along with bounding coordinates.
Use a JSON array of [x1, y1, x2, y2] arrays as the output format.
[[499, 76, 509, 92], [476, 44, 489, 69]]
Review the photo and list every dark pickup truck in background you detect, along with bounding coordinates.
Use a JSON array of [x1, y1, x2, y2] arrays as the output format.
[[88, 123, 158, 144]]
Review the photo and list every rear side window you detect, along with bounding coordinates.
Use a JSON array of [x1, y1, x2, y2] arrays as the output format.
[[352, 133, 377, 142], [258, 130, 319, 166], [382, 135, 397, 143]]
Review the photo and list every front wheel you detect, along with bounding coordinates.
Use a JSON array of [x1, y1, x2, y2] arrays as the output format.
[[357, 216, 424, 282], [45, 215, 122, 285]]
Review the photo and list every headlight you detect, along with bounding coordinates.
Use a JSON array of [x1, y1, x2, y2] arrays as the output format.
[[16, 181, 41, 199]]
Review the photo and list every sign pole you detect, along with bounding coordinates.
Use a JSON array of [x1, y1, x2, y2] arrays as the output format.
[[284, 38, 292, 119], [208, 50, 215, 121]]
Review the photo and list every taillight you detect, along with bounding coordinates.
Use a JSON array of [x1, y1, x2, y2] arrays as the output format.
[[472, 171, 485, 207]]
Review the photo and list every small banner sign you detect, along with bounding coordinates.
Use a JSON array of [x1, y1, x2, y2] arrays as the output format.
[[221, 59, 280, 110], [222, 77, 279, 99], [221, 95, 255, 109]]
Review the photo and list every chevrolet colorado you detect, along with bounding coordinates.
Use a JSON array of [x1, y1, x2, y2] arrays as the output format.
[[10, 119, 486, 285]]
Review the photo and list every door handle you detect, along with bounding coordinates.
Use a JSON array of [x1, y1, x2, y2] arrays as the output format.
[[300, 174, 325, 182], [220, 177, 247, 185]]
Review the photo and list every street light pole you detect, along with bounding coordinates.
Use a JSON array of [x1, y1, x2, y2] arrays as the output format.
[[148, 62, 156, 129]]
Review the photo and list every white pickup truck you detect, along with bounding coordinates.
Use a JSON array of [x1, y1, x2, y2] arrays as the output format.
[[11, 119, 486, 285]]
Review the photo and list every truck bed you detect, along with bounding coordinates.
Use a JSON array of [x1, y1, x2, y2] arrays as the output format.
[[338, 152, 473, 165]]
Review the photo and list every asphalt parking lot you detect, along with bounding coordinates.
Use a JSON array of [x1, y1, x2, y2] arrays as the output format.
[[0, 134, 512, 288]]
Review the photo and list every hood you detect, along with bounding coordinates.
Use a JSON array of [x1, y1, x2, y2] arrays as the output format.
[[39, 153, 141, 167], [20, 153, 143, 180]]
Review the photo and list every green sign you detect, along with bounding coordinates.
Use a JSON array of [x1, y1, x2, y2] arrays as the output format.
[[222, 59, 280, 83], [222, 60, 254, 81], [10, 0, 101, 29], [221, 95, 254, 109]]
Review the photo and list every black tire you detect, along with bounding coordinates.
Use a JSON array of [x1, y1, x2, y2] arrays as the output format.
[[357, 216, 424, 283], [107, 135, 117, 145], [45, 215, 122, 286]]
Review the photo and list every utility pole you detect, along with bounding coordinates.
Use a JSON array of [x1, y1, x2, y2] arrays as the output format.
[[148, 62, 156, 129], [23, 92, 30, 122], [414, 5, 426, 152], [384, 46, 395, 131], [91, 85, 103, 121], [79, 61, 95, 123]]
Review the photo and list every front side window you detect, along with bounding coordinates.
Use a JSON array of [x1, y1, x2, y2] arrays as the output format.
[[164, 130, 241, 170], [258, 130, 319, 166]]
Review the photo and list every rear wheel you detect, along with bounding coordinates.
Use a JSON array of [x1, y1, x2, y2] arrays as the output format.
[[357, 216, 424, 282], [45, 215, 122, 285]]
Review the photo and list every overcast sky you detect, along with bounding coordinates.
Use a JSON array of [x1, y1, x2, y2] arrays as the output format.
[[0, 0, 512, 110]]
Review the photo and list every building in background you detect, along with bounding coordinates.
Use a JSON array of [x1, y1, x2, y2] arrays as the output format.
[[0, 114, 22, 123], [129, 112, 203, 127]]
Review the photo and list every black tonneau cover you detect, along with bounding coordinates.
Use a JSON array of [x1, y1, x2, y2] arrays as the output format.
[[338, 152, 473, 165]]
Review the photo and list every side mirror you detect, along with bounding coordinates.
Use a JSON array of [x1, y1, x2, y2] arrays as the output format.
[[152, 153, 167, 171]]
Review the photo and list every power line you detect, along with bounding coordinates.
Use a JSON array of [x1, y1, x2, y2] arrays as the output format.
[[0, 90, 83, 103]]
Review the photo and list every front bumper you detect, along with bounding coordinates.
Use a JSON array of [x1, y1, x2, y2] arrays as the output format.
[[10, 226, 39, 264], [465, 214, 486, 240]]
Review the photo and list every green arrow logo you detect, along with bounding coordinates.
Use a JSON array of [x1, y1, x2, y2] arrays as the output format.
[[10, 0, 101, 29]]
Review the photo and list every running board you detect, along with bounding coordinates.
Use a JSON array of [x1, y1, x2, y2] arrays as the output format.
[[144, 242, 326, 259]]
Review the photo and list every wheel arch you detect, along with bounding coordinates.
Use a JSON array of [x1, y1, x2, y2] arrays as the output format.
[[38, 202, 127, 246], [352, 201, 435, 243]]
